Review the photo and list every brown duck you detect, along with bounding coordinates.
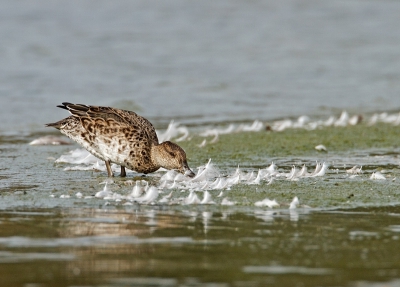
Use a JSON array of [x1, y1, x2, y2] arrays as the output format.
[[46, 103, 195, 177]]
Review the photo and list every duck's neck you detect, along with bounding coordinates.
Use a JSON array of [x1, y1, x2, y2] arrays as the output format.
[[150, 143, 166, 169], [151, 142, 176, 169]]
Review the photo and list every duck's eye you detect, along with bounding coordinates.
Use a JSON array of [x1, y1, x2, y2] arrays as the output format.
[[168, 151, 175, 157]]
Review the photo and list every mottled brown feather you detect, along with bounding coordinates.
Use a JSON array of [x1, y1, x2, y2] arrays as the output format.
[[46, 103, 194, 177]]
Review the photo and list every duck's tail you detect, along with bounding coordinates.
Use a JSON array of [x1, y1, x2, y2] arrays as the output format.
[[45, 121, 62, 130], [46, 103, 87, 129]]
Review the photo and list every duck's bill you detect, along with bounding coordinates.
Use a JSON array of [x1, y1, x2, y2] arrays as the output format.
[[184, 168, 196, 178]]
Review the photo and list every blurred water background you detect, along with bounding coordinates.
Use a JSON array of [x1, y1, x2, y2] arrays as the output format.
[[1, 0, 400, 132]]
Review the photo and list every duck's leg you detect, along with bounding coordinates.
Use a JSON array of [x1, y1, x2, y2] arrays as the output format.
[[105, 160, 114, 177], [120, 166, 126, 177]]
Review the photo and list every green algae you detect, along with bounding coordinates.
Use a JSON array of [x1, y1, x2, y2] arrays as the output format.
[[182, 124, 400, 165], [173, 123, 400, 209], [2, 123, 399, 210]]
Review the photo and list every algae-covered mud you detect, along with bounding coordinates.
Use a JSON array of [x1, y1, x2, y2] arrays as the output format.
[[1, 113, 400, 287]]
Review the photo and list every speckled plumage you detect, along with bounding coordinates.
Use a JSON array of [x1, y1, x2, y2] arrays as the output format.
[[46, 103, 195, 177]]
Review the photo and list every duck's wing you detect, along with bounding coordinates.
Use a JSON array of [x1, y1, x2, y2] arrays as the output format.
[[58, 103, 159, 145]]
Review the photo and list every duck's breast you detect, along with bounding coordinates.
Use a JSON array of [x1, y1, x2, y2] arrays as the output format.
[[91, 120, 156, 173]]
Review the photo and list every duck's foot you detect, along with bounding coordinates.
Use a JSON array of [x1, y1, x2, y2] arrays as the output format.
[[120, 166, 126, 177], [105, 160, 114, 177]]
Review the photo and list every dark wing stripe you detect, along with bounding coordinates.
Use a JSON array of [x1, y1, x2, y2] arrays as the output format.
[[63, 103, 91, 117], [56, 104, 69, 110]]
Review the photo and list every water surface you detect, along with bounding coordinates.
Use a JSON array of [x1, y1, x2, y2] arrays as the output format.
[[0, 206, 400, 287], [1, 0, 400, 130]]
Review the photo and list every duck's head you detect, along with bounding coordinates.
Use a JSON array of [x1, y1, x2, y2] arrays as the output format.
[[153, 141, 195, 177]]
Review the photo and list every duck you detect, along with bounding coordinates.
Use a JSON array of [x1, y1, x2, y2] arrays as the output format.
[[46, 102, 195, 178]]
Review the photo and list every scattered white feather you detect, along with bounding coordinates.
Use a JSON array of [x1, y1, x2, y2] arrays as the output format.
[[210, 177, 224, 189], [255, 198, 279, 208], [349, 115, 362, 125], [393, 113, 400, 126], [273, 119, 293, 131], [29, 136, 71, 145], [201, 191, 215, 204], [95, 181, 113, 198], [240, 120, 264, 132], [248, 170, 263, 185], [55, 149, 97, 165], [197, 139, 207, 148], [191, 159, 219, 182], [297, 165, 308, 177], [308, 162, 322, 177], [227, 173, 240, 186], [334, 111, 349, 127], [158, 180, 168, 189], [265, 162, 277, 173], [185, 191, 201, 205], [174, 173, 188, 182], [221, 198, 236, 206], [312, 162, 328, 177], [346, 165, 363, 174], [289, 196, 299, 209], [129, 181, 144, 198], [157, 121, 189, 142], [294, 115, 310, 127], [368, 114, 379, 126], [370, 172, 386, 180], [167, 180, 178, 189], [315, 144, 327, 152], [287, 166, 298, 180], [160, 170, 179, 181], [323, 116, 335, 127], [210, 132, 219, 143], [242, 171, 255, 182], [158, 191, 174, 203], [134, 187, 159, 204]]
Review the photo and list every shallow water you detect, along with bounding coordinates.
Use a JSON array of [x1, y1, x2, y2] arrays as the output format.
[[1, 1, 400, 286], [0, 206, 400, 287]]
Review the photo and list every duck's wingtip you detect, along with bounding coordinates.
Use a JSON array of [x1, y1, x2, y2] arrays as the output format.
[[57, 102, 72, 110], [45, 122, 61, 129], [62, 102, 74, 106]]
